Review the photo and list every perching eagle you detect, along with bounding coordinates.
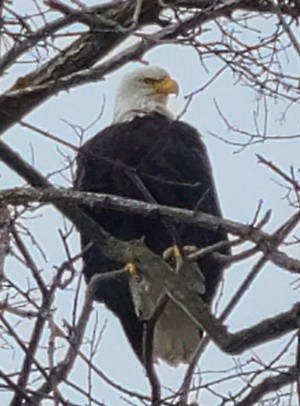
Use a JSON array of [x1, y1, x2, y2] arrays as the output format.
[[74, 66, 229, 366]]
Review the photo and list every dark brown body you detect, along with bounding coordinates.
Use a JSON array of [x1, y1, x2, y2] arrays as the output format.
[[74, 113, 229, 362]]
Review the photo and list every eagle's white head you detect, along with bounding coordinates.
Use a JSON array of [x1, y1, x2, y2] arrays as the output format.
[[112, 66, 179, 124]]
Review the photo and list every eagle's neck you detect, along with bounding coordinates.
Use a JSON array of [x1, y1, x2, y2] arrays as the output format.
[[112, 94, 174, 124]]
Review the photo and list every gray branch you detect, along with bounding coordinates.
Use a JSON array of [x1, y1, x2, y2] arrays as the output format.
[[1, 185, 300, 275], [0, 204, 10, 283]]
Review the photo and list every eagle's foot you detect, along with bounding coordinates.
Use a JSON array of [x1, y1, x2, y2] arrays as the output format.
[[125, 262, 140, 280], [163, 245, 198, 272], [163, 244, 182, 264]]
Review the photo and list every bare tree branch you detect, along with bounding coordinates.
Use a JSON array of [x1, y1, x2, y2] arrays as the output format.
[[0, 204, 10, 282], [24, 290, 93, 406], [1, 185, 300, 275]]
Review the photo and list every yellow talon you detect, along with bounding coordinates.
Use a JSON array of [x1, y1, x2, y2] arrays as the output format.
[[163, 245, 183, 272], [163, 245, 180, 261], [173, 245, 182, 261], [125, 262, 139, 278], [163, 245, 198, 272]]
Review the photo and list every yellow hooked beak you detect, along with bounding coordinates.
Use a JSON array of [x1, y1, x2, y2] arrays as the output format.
[[153, 77, 179, 96]]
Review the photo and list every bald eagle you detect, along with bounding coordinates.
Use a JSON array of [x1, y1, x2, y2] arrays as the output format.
[[74, 66, 229, 366]]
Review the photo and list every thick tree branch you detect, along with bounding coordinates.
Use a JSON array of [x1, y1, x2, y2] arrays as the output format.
[[7, 0, 161, 89], [1, 185, 300, 275], [0, 0, 162, 135]]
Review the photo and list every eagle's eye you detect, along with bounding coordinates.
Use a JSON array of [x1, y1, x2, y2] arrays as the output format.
[[143, 78, 156, 85]]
